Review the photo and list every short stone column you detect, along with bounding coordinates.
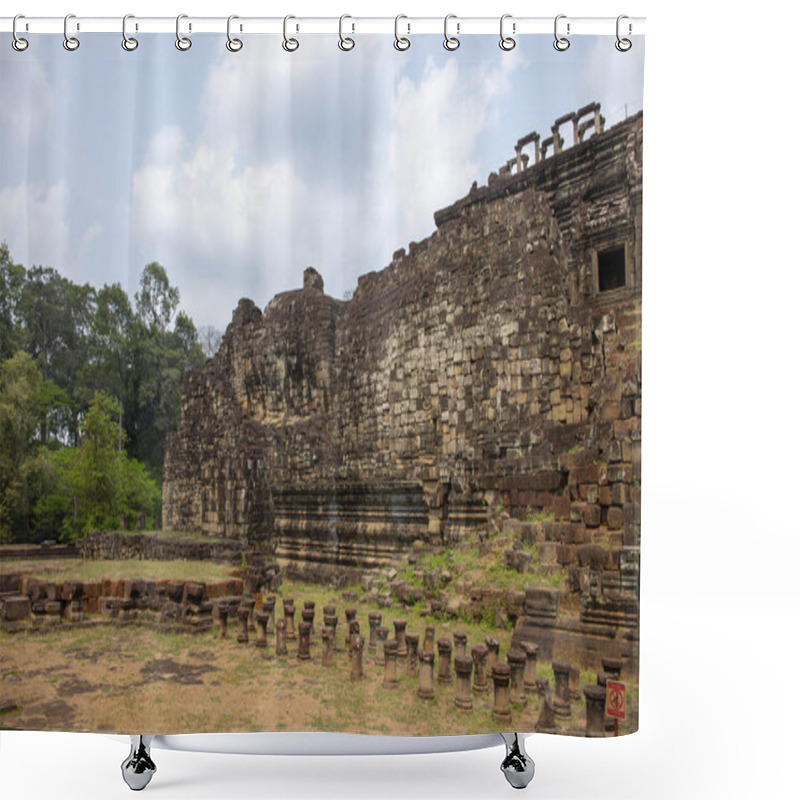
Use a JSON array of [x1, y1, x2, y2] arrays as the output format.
[[521, 642, 539, 693], [350, 633, 364, 680], [263, 596, 276, 634], [301, 608, 315, 644], [454, 656, 473, 711], [321, 625, 334, 667], [423, 625, 435, 654], [255, 610, 269, 648], [237, 605, 250, 644], [485, 636, 500, 670], [491, 664, 512, 724], [324, 612, 338, 651], [375, 626, 389, 666], [383, 639, 399, 689], [368, 612, 382, 653], [552, 660, 572, 718], [347, 619, 361, 652], [453, 631, 468, 659], [218, 605, 229, 638], [304, 600, 316, 634], [283, 598, 296, 641], [602, 657, 622, 680], [417, 650, 435, 700], [275, 618, 288, 656], [507, 650, 527, 706], [471, 644, 489, 693], [405, 633, 420, 675], [393, 619, 408, 657], [584, 685, 607, 737], [569, 664, 581, 701], [244, 597, 256, 632], [345, 608, 357, 649], [535, 677, 557, 734], [297, 621, 311, 661], [437, 638, 453, 684]]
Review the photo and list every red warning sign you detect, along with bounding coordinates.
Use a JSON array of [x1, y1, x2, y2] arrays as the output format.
[[606, 680, 626, 719]]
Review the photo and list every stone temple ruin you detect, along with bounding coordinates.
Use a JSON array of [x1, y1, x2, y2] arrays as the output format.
[[162, 104, 642, 667]]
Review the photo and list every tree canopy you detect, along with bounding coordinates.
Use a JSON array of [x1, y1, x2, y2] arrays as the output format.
[[0, 245, 205, 542]]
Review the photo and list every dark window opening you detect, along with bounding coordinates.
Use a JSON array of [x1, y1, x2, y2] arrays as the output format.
[[598, 247, 626, 292]]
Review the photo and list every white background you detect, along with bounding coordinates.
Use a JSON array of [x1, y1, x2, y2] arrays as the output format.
[[2, 1, 798, 799]]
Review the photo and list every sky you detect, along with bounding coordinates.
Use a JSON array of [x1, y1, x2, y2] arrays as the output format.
[[0, 32, 644, 332]]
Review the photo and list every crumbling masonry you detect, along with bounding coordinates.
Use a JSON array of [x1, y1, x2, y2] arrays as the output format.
[[163, 106, 642, 591]]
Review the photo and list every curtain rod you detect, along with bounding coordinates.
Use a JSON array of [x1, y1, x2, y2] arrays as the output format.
[[0, 16, 645, 36]]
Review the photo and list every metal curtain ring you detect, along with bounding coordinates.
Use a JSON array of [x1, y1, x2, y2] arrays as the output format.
[[394, 15, 410, 51], [283, 15, 299, 52], [338, 14, 355, 51], [63, 13, 80, 51], [499, 14, 515, 51], [122, 14, 138, 51], [444, 14, 460, 51], [176, 14, 192, 50], [12, 15, 29, 51], [553, 14, 570, 51], [227, 15, 243, 52], [615, 15, 632, 51]]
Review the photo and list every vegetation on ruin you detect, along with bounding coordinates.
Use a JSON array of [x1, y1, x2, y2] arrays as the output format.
[[0, 244, 206, 544]]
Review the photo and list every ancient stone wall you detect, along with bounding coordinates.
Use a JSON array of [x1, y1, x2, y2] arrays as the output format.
[[163, 108, 642, 573]]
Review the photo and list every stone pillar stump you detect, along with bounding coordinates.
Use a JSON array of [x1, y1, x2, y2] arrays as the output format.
[[491, 664, 512, 724], [454, 655, 473, 711]]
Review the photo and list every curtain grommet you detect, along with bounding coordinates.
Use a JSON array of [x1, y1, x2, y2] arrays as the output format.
[[226, 15, 243, 52], [122, 14, 138, 51], [338, 15, 355, 51], [394, 15, 410, 51], [63, 13, 80, 51], [12, 15, 29, 51], [444, 14, 460, 51], [554, 14, 570, 51], [615, 15, 632, 51], [176, 14, 192, 51], [283, 15, 299, 52], [499, 14, 516, 51]]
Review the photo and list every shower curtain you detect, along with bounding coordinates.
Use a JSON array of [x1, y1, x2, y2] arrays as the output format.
[[0, 21, 644, 739]]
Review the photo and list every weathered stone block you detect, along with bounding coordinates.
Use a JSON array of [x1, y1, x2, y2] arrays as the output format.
[[3, 595, 30, 621]]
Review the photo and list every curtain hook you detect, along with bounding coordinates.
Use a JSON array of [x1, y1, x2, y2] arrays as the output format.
[[63, 13, 80, 51], [227, 15, 243, 52], [394, 15, 410, 51], [283, 15, 299, 52], [499, 14, 516, 51], [553, 14, 570, 51], [122, 14, 138, 51], [615, 15, 632, 51], [12, 14, 29, 51], [443, 14, 460, 51], [176, 14, 192, 51], [339, 14, 355, 51]]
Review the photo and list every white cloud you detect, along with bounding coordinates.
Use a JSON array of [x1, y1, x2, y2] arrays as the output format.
[[0, 180, 69, 268], [0, 59, 54, 149]]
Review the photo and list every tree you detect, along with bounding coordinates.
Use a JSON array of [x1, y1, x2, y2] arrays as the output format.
[[0, 243, 26, 361], [135, 262, 180, 334], [0, 352, 63, 541]]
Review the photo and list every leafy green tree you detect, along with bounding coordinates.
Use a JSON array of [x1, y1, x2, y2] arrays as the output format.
[[0, 243, 26, 361], [0, 352, 64, 541], [16, 265, 94, 444]]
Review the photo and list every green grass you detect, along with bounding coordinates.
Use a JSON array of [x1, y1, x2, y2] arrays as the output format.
[[0, 558, 237, 584]]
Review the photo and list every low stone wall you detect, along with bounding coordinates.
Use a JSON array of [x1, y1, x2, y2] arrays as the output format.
[[0, 542, 81, 561], [79, 530, 245, 563], [0, 574, 245, 634]]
